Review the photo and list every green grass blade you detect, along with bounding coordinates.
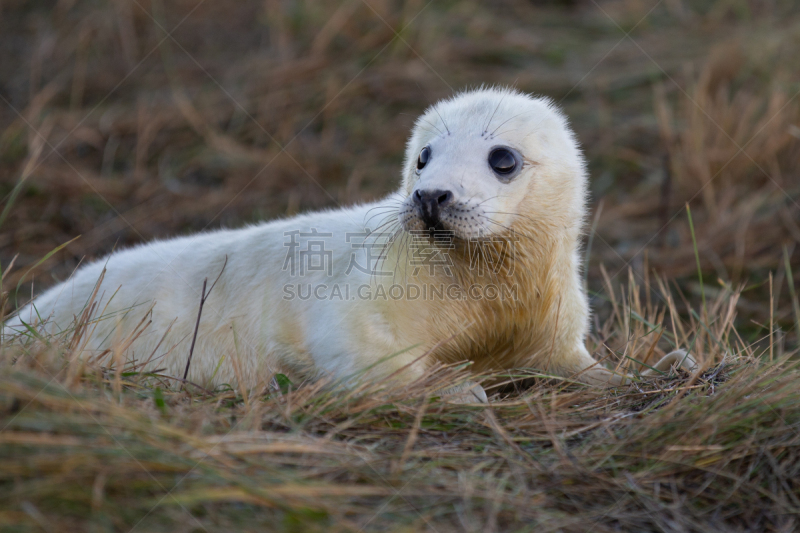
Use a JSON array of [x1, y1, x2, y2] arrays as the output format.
[[686, 203, 706, 319], [783, 245, 800, 339]]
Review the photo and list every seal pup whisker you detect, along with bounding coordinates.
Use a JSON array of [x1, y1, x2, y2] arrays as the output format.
[[363, 207, 401, 228], [482, 90, 509, 134], [480, 216, 538, 245], [482, 210, 541, 228], [431, 105, 451, 136]]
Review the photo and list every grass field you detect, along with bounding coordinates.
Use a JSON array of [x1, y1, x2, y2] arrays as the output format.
[[1, 0, 800, 530]]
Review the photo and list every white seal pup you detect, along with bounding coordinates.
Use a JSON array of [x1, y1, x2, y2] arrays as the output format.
[[4, 87, 696, 401]]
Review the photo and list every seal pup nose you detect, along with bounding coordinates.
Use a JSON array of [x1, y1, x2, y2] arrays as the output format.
[[413, 189, 454, 230]]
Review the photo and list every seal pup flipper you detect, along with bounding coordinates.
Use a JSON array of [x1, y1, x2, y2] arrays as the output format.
[[641, 349, 697, 376], [576, 349, 698, 387], [437, 380, 488, 404]]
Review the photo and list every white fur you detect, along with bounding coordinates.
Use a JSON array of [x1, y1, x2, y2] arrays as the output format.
[[4, 88, 695, 396]]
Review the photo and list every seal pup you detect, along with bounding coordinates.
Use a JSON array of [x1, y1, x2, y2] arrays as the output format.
[[4, 87, 696, 401]]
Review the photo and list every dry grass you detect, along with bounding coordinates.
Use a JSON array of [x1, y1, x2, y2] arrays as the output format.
[[1, 273, 798, 531], [1, 0, 800, 531]]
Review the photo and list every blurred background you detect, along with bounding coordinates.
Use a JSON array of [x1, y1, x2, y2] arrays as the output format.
[[1, 0, 799, 346]]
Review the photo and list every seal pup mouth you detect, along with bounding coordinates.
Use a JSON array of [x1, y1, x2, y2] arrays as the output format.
[[399, 192, 497, 241]]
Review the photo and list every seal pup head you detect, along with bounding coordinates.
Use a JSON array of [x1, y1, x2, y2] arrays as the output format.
[[398, 87, 587, 245]]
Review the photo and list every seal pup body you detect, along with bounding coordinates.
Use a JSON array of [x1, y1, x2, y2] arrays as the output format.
[[4, 88, 695, 399]]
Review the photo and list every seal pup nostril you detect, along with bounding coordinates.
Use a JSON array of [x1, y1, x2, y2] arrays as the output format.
[[436, 190, 453, 207]]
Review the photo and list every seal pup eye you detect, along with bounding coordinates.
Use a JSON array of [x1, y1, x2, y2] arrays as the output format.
[[488, 148, 517, 175], [416, 146, 431, 172]]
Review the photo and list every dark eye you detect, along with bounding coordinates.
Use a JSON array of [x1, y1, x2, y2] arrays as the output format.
[[488, 148, 517, 175], [416, 146, 431, 171]]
